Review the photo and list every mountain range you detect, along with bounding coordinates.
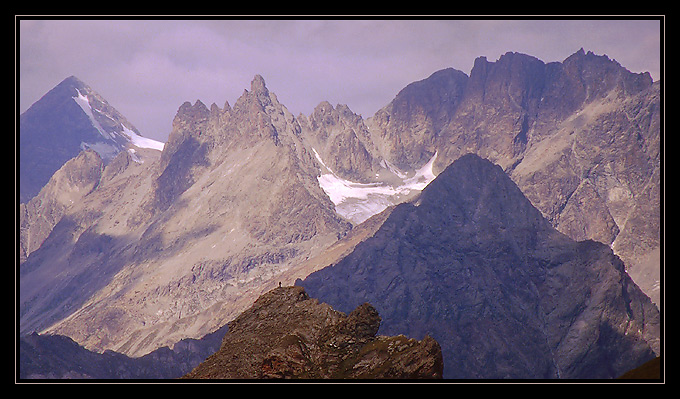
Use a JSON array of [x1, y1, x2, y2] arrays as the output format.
[[18, 48, 661, 379]]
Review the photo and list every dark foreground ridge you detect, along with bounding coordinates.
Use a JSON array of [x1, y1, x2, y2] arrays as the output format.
[[182, 286, 443, 379]]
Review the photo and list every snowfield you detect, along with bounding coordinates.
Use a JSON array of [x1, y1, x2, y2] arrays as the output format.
[[314, 149, 438, 224], [73, 88, 165, 152], [122, 125, 165, 151], [73, 89, 111, 140]]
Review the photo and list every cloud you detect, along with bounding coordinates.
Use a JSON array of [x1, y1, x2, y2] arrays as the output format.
[[19, 18, 661, 142]]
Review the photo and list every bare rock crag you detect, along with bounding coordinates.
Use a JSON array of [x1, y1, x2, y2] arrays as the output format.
[[182, 286, 443, 379]]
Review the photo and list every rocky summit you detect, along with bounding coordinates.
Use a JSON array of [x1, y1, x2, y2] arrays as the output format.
[[182, 286, 443, 379]]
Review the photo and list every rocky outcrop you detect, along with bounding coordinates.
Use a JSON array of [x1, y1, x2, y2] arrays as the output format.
[[299, 101, 379, 183], [299, 154, 659, 379], [19, 149, 103, 263], [182, 286, 442, 379]]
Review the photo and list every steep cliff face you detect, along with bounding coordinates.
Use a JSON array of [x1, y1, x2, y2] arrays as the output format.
[[182, 286, 443, 379], [299, 101, 379, 183], [362, 50, 660, 306], [368, 68, 468, 171], [508, 76, 660, 305], [299, 154, 659, 379]]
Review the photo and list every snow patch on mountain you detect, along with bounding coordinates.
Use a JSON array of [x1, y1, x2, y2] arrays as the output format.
[[402, 151, 438, 191], [314, 149, 438, 224], [121, 125, 165, 151], [73, 88, 165, 153], [73, 89, 112, 140]]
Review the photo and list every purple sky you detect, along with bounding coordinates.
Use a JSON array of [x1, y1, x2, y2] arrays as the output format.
[[19, 18, 662, 142]]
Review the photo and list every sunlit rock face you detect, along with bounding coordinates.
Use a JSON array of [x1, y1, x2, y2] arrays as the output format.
[[20, 75, 351, 358]]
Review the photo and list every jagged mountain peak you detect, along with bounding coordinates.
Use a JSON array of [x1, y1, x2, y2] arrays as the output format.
[[164, 75, 287, 161], [307, 100, 361, 130], [250, 74, 268, 93], [57, 75, 88, 92], [177, 99, 210, 117], [561, 47, 653, 97], [311, 100, 336, 116], [232, 75, 268, 108], [233, 74, 274, 110]]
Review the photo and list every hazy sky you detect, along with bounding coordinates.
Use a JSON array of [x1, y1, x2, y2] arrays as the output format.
[[18, 18, 662, 142]]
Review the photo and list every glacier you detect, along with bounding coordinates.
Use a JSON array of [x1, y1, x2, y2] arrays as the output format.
[[122, 125, 165, 151], [314, 149, 438, 224]]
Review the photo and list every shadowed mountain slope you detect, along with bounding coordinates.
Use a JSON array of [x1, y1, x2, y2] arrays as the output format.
[[299, 154, 660, 379]]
